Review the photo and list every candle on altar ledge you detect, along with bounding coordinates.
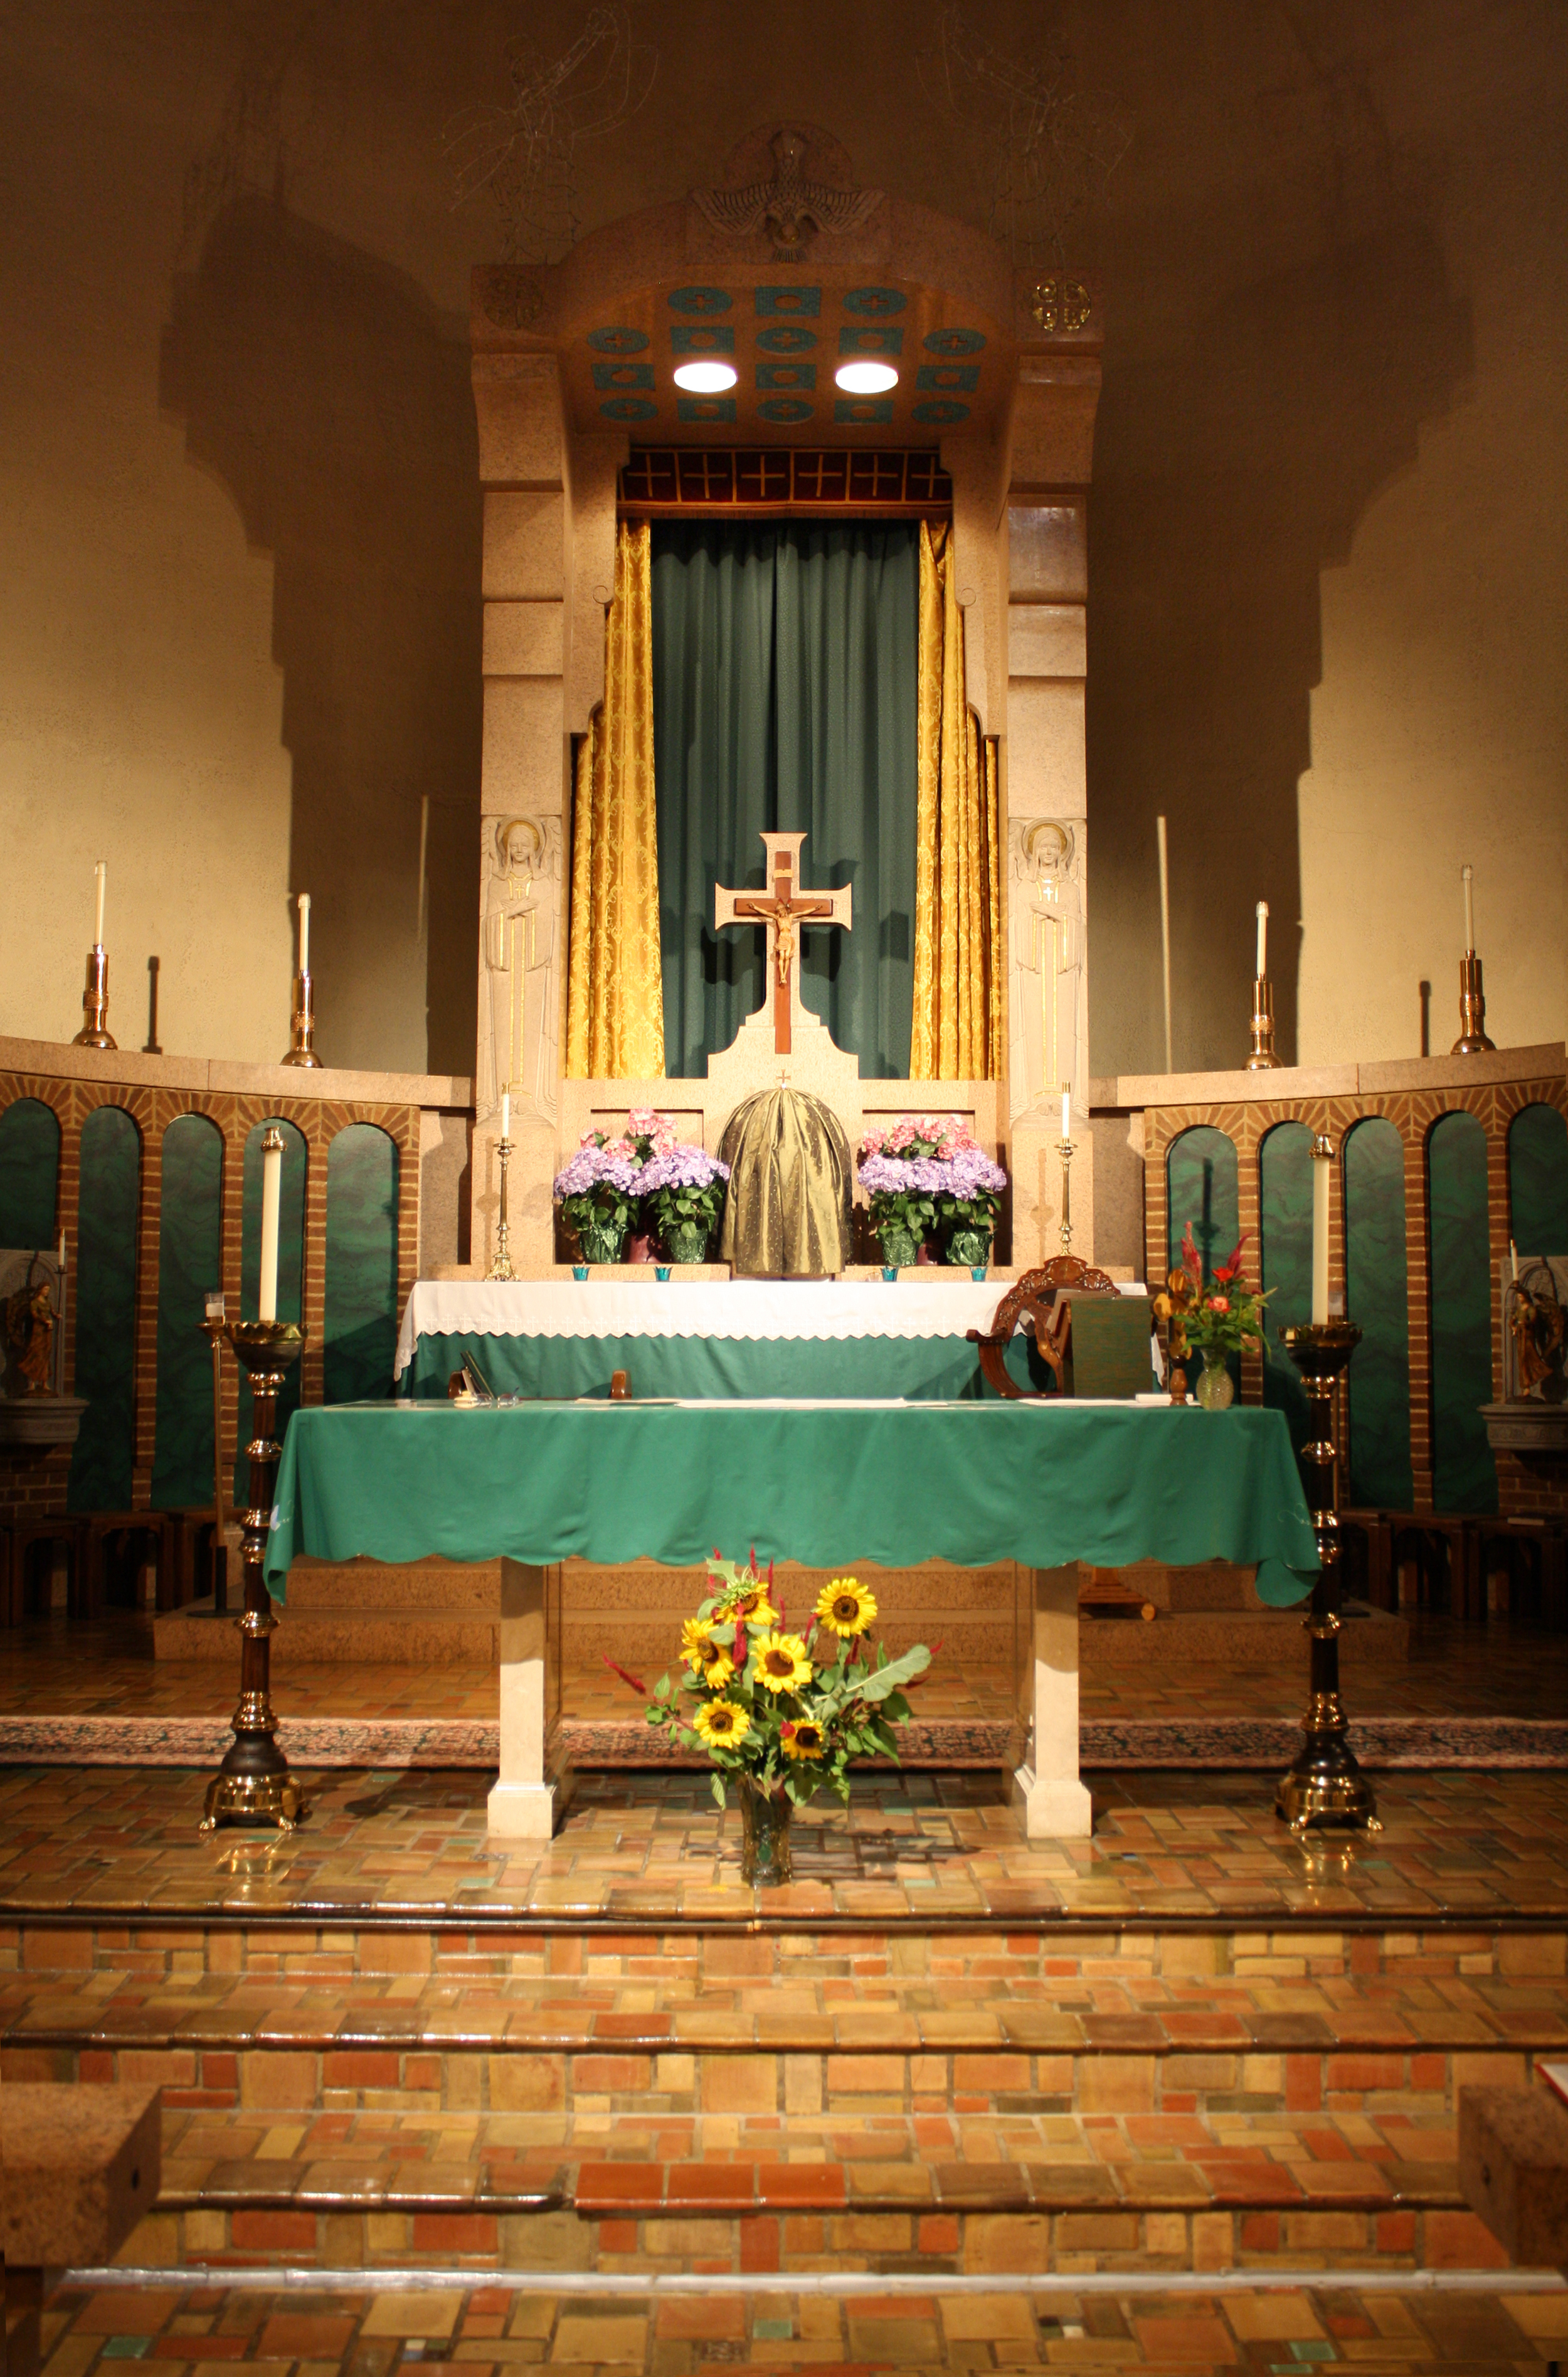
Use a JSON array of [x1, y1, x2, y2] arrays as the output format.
[[501, 1089, 511, 1141], [93, 861, 106, 947], [1061, 1087, 1071, 1142], [1255, 899, 1268, 978], [1310, 1135, 1332, 1324], [297, 892, 310, 975], [258, 1130, 283, 1325], [1462, 864, 1475, 953]]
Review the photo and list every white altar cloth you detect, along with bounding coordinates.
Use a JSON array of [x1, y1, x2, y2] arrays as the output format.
[[395, 1277, 1020, 1377]]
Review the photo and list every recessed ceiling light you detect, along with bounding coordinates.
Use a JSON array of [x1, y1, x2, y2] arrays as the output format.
[[834, 360, 899, 395], [673, 360, 738, 393]]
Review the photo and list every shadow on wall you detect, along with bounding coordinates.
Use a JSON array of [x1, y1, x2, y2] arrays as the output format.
[[1087, 215, 1471, 1075], [161, 196, 481, 1078]]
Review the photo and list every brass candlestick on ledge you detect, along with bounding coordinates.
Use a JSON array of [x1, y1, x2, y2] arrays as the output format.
[[280, 970, 322, 1067], [200, 1320, 309, 1832], [72, 946, 116, 1050], [1276, 1319, 1380, 1835], [488, 1135, 516, 1281], [1058, 1133, 1074, 1255], [1246, 977, 1280, 1069], [1452, 953, 1495, 1055]]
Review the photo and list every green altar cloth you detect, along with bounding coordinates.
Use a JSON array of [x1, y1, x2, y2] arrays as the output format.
[[403, 1331, 1039, 1403], [265, 1401, 1318, 1607]]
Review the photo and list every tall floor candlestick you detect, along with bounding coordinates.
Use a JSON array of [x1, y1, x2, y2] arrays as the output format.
[[202, 1294, 230, 1615], [1310, 1132, 1332, 1324], [489, 1131, 516, 1280], [199, 1320, 308, 1832], [1276, 1320, 1380, 1834]]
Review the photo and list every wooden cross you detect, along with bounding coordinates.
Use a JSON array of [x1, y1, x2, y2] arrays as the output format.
[[712, 831, 852, 1056]]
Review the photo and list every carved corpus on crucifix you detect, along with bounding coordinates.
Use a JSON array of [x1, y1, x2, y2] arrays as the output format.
[[713, 832, 851, 1056]]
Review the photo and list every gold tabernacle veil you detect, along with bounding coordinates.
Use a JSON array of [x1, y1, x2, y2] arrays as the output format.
[[718, 1087, 853, 1278]]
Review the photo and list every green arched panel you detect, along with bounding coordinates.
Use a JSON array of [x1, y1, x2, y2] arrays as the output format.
[[0, 1096, 60, 1247], [68, 1106, 140, 1512], [1508, 1103, 1568, 1254], [1167, 1125, 1238, 1281], [152, 1115, 224, 1509], [1167, 1124, 1241, 1398], [1258, 1121, 1314, 1455], [235, 1118, 307, 1500], [325, 1124, 399, 1404], [1428, 1109, 1496, 1513], [1344, 1118, 1414, 1511]]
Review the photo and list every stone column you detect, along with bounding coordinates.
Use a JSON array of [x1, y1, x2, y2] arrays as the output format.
[[472, 351, 569, 1277], [1004, 312, 1101, 1267]]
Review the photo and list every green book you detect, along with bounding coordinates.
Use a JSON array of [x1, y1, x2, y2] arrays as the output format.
[[1064, 1295, 1154, 1399]]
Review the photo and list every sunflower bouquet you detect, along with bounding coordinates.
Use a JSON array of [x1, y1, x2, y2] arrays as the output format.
[[624, 1550, 933, 1880]]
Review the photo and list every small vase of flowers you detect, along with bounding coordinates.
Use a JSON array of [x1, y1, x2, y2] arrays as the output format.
[[1156, 1223, 1271, 1410], [613, 1551, 932, 1884], [857, 1116, 1008, 1270]]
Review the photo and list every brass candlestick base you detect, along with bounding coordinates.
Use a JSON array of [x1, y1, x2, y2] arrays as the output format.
[[1246, 976, 1280, 1070], [487, 1135, 516, 1280], [200, 1321, 309, 1832], [72, 946, 117, 1049], [280, 970, 322, 1067], [1058, 1135, 1074, 1255], [1276, 1321, 1380, 1834], [1451, 952, 1496, 1055]]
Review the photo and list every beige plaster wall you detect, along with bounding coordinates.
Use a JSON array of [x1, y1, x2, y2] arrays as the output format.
[[0, 0, 1563, 1083]]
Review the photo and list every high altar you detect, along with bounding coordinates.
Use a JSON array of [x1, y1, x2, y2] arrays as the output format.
[[462, 125, 1100, 1275]]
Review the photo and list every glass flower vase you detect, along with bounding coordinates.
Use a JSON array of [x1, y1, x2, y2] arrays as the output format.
[[738, 1777, 794, 1885], [666, 1221, 710, 1265], [877, 1222, 919, 1269], [1195, 1348, 1236, 1410]]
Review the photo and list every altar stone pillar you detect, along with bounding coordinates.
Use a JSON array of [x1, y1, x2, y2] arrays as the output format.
[[1012, 1563, 1094, 1837], [488, 1557, 573, 1839]]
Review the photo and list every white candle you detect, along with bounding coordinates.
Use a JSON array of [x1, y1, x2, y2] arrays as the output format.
[[1061, 1087, 1071, 1141], [297, 892, 310, 974], [1255, 900, 1268, 978], [1462, 864, 1475, 952], [258, 1130, 283, 1324], [93, 861, 106, 947], [58, 1230, 66, 1270], [501, 1089, 511, 1141], [1310, 1135, 1332, 1324]]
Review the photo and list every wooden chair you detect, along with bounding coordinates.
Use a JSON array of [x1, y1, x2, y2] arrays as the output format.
[[4, 1517, 87, 1624], [82, 1511, 172, 1617], [967, 1257, 1119, 1400]]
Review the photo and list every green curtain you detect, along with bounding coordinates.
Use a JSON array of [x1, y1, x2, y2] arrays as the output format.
[[652, 519, 918, 1078]]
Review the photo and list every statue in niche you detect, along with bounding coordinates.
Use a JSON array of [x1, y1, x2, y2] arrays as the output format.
[[1008, 817, 1084, 1122], [4, 1257, 56, 1396], [480, 814, 561, 1125]]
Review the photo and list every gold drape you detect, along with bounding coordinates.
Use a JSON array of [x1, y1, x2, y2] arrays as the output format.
[[564, 518, 665, 1078], [909, 519, 1002, 1080]]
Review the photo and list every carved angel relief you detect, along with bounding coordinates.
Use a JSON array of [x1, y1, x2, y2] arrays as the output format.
[[479, 814, 563, 1127], [691, 127, 883, 262]]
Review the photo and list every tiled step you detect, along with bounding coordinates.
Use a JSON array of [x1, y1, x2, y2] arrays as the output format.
[[6, 1970, 1561, 2118], [118, 2103, 1501, 2276]]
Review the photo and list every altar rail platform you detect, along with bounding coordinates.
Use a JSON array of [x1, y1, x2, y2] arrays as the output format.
[[4, 1765, 1567, 2294]]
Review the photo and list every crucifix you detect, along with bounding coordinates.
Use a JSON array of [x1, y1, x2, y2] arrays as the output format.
[[713, 831, 852, 1057]]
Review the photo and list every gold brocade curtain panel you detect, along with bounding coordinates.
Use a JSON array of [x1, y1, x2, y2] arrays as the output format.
[[565, 519, 666, 1078], [909, 519, 1002, 1080]]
